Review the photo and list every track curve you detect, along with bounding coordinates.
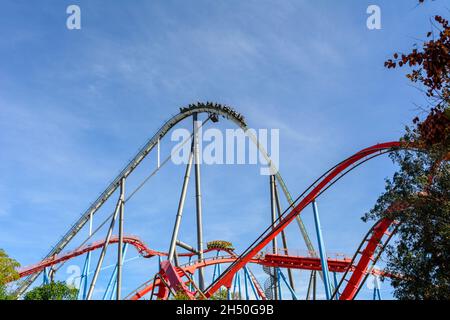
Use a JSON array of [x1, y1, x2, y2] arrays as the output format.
[[126, 252, 389, 300], [17, 223, 393, 301], [17, 235, 234, 279], [204, 141, 410, 297]]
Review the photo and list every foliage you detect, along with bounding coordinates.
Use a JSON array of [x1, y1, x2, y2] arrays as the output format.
[[385, 14, 450, 107], [169, 283, 193, 300], [363, 135, 449, 299], [209, 289, 228, 300], [171, 289, 191, 300], [0, 249, 20, 300], [209, 288, 240, 300], [24, 281, 78, 300], [0, 285, 17, 300], [0, 249, 20, 286]]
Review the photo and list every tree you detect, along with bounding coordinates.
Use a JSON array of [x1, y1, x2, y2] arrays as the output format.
[[171, 289, 192, 300], [363, 132, 449, 299], [0, 284, 17, 300], [364, 1, 450, 300], [24, 281, 78, 300], [0, 249, 20, 300], [209, 289, 234, 300], [385, 8, 449, 108]]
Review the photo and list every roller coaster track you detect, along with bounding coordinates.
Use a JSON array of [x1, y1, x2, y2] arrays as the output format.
[[126, 245, 390, 301], [334, 218, 397, 300], [13, 102, 421, 300], [17, 235, 234, 279], [124, 251, 389, 300], [16, 228, 392, 300], [15, 138, 411, 300], [17, 236, 156, 278], [333, 204, 407, 300], [17, 102, 315, 295], [15, 230, 389, 300], [153, 261, 197, 300], [204, 141, 412, 298]]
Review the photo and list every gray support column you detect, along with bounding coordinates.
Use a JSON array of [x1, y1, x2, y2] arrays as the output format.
[[306, 270, 314, 300], [157, 138, 160, 168], [313, 271, 317, 300], [269, 175, 278, 300], [86, 194, 122, 300], [174, 248, 180, 267], [270, 175, 278, 253], [116, 177, 125, 300], [193, 113, 205, 291], [273, 178, 295, 290], [176, 240, 198, 254], [168, 146, 194, 261]]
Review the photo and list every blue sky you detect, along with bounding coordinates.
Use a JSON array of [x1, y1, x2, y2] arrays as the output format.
[[0, 0, 447, 300]]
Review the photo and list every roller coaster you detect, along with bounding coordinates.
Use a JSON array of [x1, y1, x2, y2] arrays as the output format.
[[10, 102, 412, 300]]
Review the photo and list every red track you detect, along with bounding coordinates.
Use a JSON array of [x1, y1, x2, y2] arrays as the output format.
[[17, 232, 391, 300], [18, 141, 409, 300], [18, 236, 157, 278], [339, 218, 393, 299], [17, 229, 393, 300], [126, 252, 390, 300], [17, 235, 232, 278], [18, 235, 362, 279], [205, 141, 404, 298]]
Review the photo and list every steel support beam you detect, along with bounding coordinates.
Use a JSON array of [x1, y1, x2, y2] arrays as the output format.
[[273, 178, 295, 290], [306, 270, 318, 300], [244, 269, 249, 300], [212, 251, 220, 282], [86, 192, 122, 300], [306, 270, 313, 300], [77, 212, 93, 300], [116, 178, 125, 300], [232, 272, 238, 298], [77, 252, 91, 300], [42, 268, 49, 285], [313, 271, 317, 300], [333, 272, 340, 300], [269, 175, 278, 300], [373, 276, 381, 300], [176, 240, 198, 254], [277, 269, 282, 300], [237, 272, 242, 300], [193, 113, 205, 291], [312, 200, 332, 300], [168, 143, 194, 261], [174, 248, 180, 267], [244, 267, 259, 300], [277, 268, 297, 300], [373, 287, 381, 300], [104, 243, 128, 300]]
